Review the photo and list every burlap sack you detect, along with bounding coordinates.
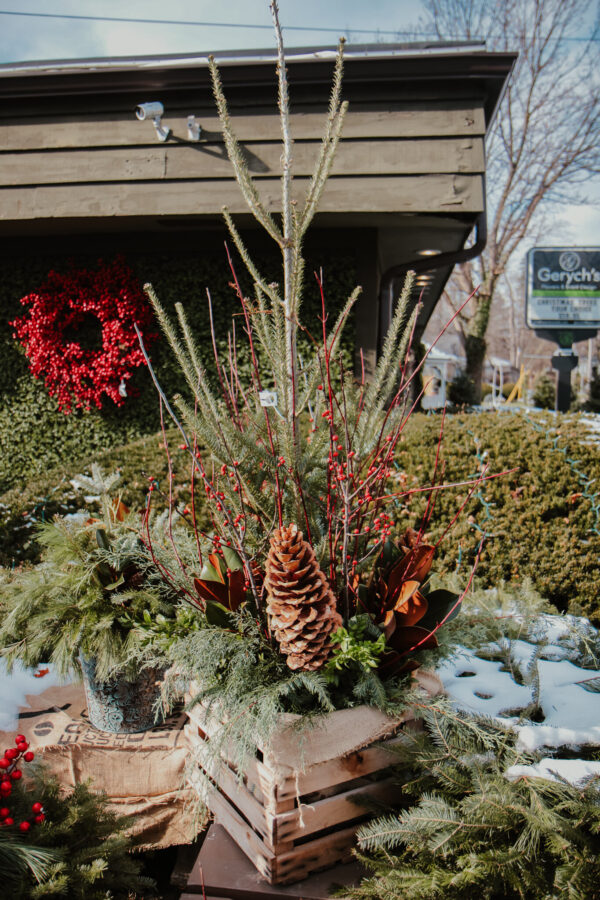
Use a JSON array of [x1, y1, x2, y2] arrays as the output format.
[[0, 681, 196, 850]]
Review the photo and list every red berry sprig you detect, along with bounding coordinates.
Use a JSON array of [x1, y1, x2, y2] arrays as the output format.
[[0, 735, 44, 832]]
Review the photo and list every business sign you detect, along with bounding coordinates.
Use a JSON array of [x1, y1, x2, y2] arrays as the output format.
[[526, 247, 600, 329]]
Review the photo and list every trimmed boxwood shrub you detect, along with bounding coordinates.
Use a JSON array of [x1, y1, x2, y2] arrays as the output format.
[[395, 410, 600, 624]]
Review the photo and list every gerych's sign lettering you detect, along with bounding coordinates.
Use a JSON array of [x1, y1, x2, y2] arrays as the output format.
[[526, 248, 600, 329]]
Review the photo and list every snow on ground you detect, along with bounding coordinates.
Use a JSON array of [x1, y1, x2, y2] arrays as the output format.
[[438, 640, 600, 752], [0, 661, 70, 732], [505, 759, 600, 785], [438, 612, 600, 785]]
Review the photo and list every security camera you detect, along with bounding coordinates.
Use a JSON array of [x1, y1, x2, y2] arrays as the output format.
[[135, 101, 170, 141], [135, 101, 164, 121]]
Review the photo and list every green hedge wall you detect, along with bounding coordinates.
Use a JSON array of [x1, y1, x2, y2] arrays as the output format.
[[0, 249, 356, 493]]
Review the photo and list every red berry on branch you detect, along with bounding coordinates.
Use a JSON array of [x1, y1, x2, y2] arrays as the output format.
[[10, 770, 22, 781], [31, 802, 43, 814], [15, 736, 25, 744], [18, 821, 31, 832], [0, 759, 9, 770], [5, 749, 18, 760], [3, 817, 14, 826], [24, 752, 34, 762], [0, 808, 9, 818], [16, 741, 28, 751], [34, 814, 45, 824]]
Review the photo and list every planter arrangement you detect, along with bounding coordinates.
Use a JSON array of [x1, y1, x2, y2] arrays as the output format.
[[0, 468, 184, 733], [0, 2, 494, 888]]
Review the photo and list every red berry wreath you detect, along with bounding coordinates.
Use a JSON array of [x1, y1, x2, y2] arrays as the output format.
[[11, 257, 157, 413]]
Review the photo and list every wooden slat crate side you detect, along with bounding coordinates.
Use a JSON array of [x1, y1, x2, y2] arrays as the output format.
[[188, 768, 278, 883], [271, 776, 403, 844], [272, 826, 359, 885], [266, 731, 411, 800]]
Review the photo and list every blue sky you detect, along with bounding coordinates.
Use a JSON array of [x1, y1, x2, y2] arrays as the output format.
[[0, 0, 598, 247], [0, 1, 427, 61]]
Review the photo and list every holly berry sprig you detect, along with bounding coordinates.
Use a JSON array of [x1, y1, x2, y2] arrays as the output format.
[[0, 735, 45, 832]]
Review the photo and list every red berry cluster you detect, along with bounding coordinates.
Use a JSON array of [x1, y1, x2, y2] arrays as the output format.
[[0, 735, 45, 832], [11, 257, 157, 413]]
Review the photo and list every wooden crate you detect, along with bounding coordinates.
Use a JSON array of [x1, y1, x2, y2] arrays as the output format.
[[184, 676, 441, 885]]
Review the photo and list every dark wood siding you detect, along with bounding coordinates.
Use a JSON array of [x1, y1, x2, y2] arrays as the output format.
[[0, 99, 485, 221]]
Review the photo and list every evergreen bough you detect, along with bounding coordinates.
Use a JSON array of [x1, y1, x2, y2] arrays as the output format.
[[5, 768, 154, 899]]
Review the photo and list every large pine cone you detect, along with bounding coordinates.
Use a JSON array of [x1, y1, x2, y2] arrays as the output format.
[[265, 524, 342, 671]]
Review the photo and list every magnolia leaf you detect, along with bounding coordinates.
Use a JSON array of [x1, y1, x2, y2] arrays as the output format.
[[417, 589, 462, 631], [394, 589, 428, 627], [105, 574, 126, 591], [199, 558, 224, 584], [227, 568, 246, 612], [387, 544, 435, 597], [194, 577, 229, 606], [381, 539, 400, 570], [387, 624, 438, 654], [222, 545, 244, 572], [205, 598, 235, 629], [95, 528, 111, 551], [111, 498, 130, 522]]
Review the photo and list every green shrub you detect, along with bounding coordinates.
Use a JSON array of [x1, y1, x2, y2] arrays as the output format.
[[447, 370, 476, 406], [6, 409, 600, 624], [396, 410, 600, 623], [0, 429, 198, 566], [533, 372, 556, 409], [481, 382, 493, 398]]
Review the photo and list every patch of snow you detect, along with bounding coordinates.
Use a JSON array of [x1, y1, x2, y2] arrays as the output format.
[[438, 622, 600, 752], [0, 661, 72, 732], [506, 759, 600, 786]]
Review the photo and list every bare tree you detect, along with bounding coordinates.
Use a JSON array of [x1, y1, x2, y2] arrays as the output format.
[[421, 0, 600, 398]]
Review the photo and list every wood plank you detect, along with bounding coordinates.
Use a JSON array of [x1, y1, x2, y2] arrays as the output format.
[[273, 826, 358, 885], [0, 138, 484, 186], [273, 733, 410, 800], [272, 777, 402, 844], [0, 174, 484, 218], [0, 103, 486, 150], [187, 768, 276, 883]]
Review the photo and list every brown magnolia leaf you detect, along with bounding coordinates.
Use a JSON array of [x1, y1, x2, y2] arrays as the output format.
[[387, 624, 438, 654], [112, 499, 130, 522], [395, 579, 421, 610], [193, 577, 229, 607], [394, 589, 428, 627], [387, 544, 434, 597], [227, 569, 246, 612]]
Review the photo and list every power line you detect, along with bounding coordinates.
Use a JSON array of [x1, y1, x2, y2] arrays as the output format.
[[0, 9, 596, 41]]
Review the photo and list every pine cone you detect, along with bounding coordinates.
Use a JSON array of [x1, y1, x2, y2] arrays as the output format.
[[265, 524, 342, 671]]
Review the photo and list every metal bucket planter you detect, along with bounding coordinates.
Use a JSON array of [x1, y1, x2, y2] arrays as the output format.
[[79, 654, 166, 733]]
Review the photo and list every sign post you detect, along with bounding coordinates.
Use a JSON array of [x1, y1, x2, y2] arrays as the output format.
[[526, 248, 600, 412]]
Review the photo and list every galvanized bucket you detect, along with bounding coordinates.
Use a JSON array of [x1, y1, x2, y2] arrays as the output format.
[[79, 655, 166, 733]]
